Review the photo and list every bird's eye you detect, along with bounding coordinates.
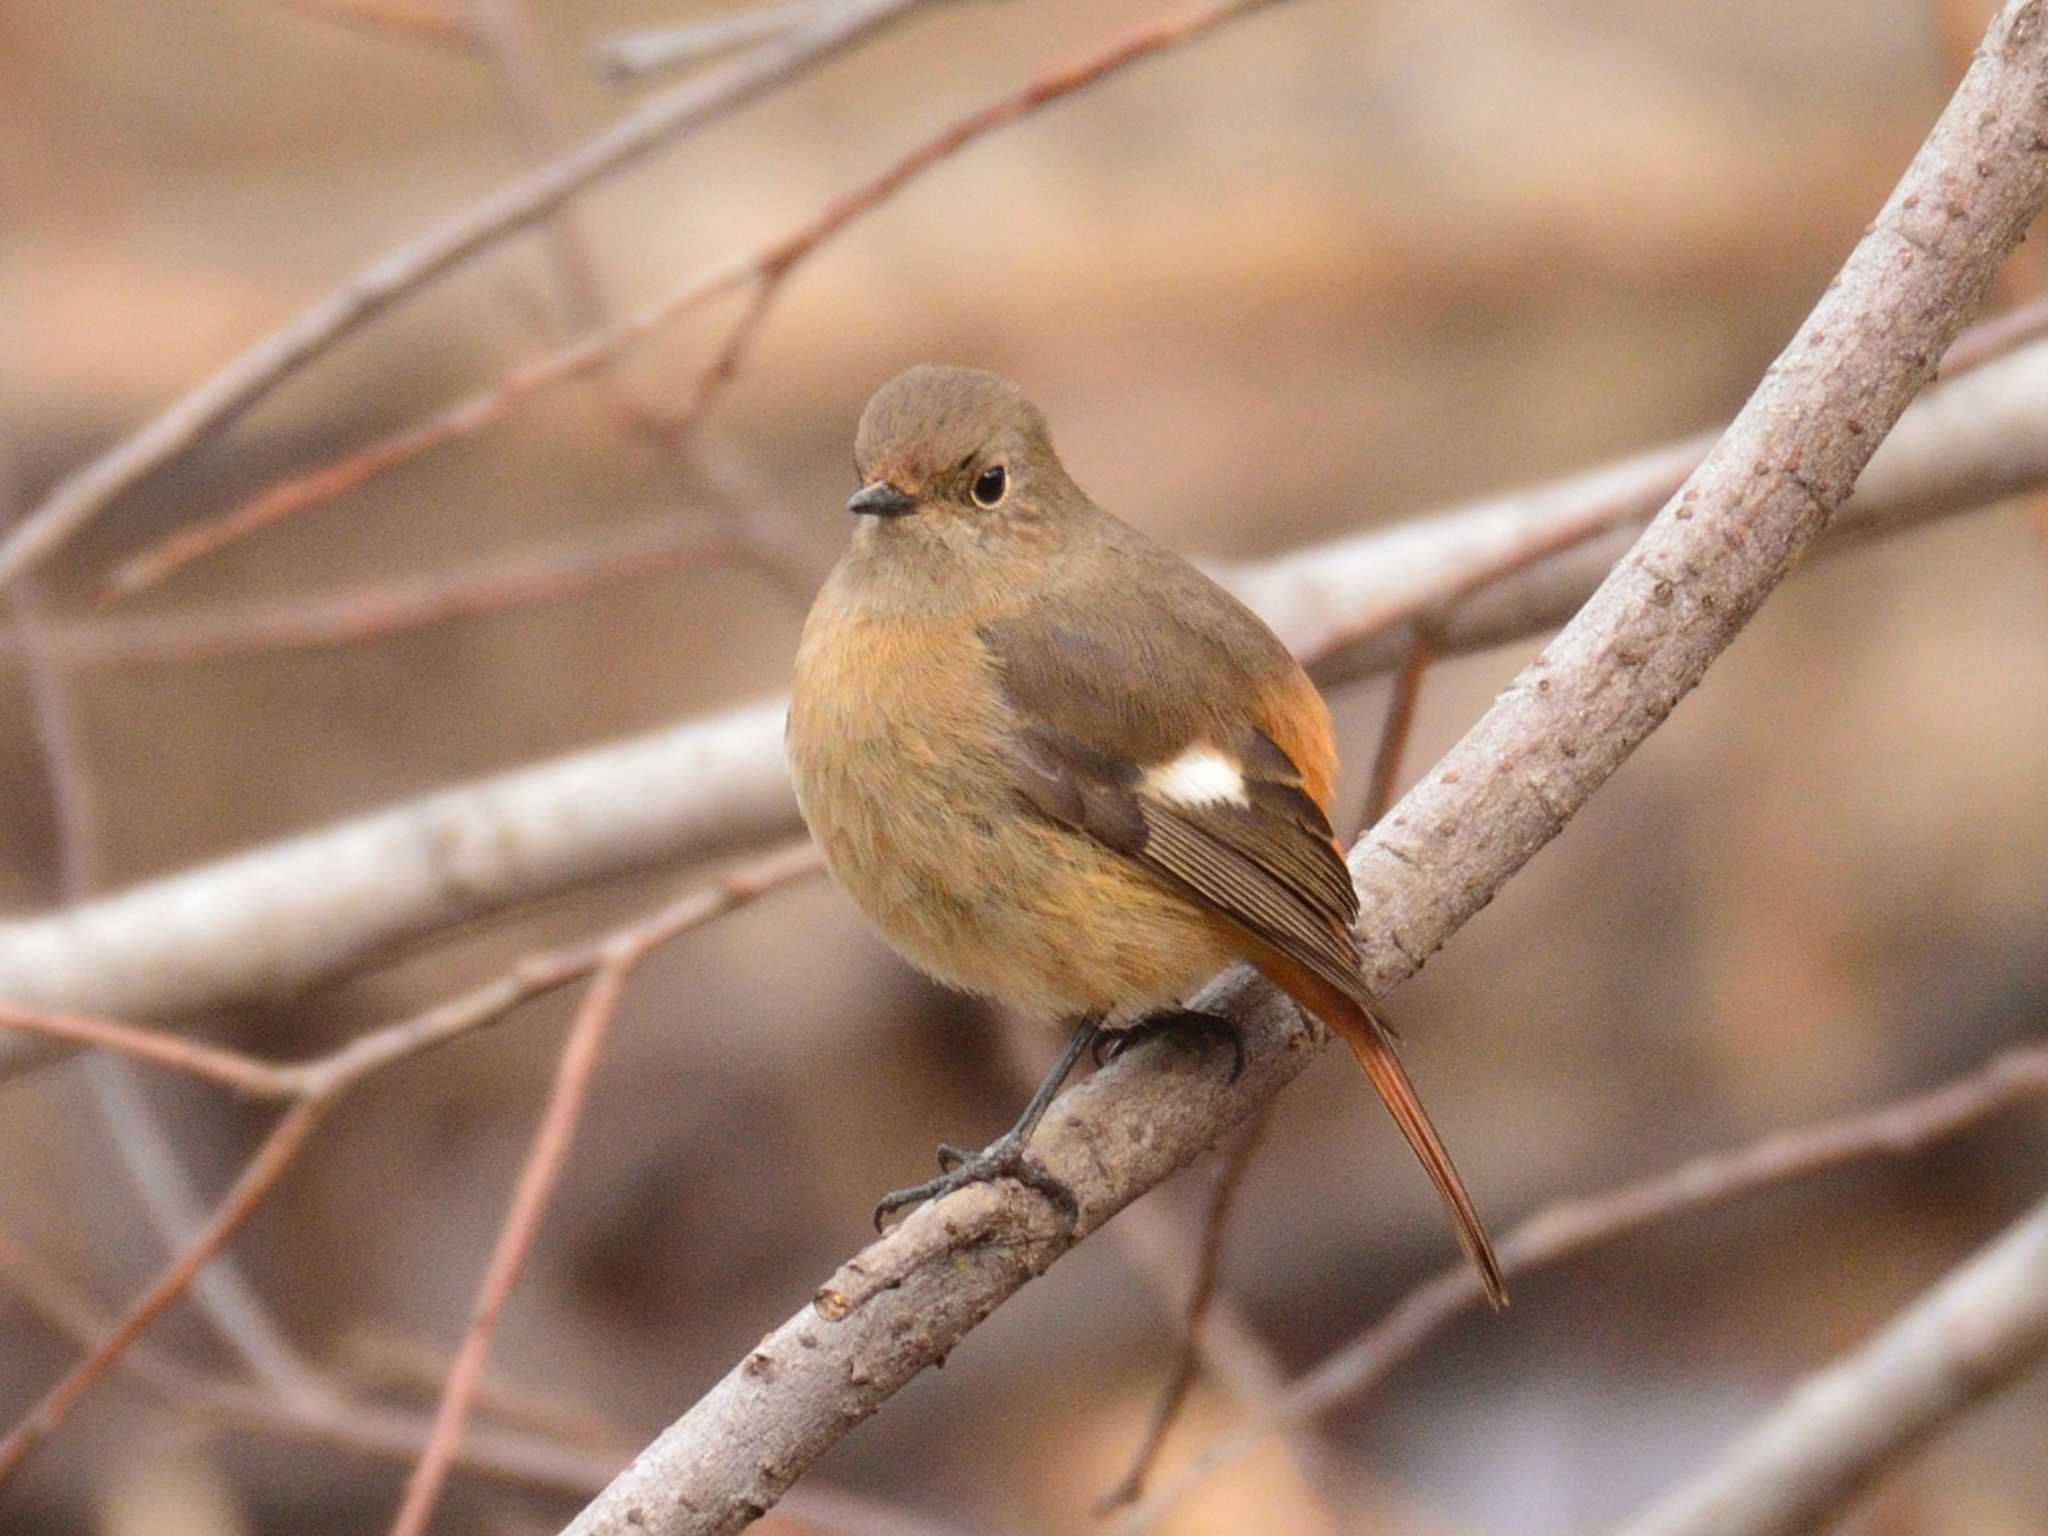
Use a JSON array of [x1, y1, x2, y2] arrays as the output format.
[[971, 464, 1008, 508]]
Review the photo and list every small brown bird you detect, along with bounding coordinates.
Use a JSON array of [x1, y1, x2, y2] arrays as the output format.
[[787, 365, 1504, 1306]]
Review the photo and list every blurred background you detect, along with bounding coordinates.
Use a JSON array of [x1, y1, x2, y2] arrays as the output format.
[[3, 0, 2047, 1531]]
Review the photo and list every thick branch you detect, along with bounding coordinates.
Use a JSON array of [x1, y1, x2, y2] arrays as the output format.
[[0, 699, 790, 1036], [558, 9, 2048, 1530], [1609, 1195, 2048, 1536]]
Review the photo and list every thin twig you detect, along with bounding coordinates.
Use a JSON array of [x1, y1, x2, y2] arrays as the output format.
[[282, 0, 476, 48], [1608, 1192, 2048, 1536], [1353, 622, 1436, 842], [5, 447, 335, 1404], [0, 1099, 328, 1483], [387, 952, 636, 1536], [0, 0, 966, 594], [103, 0, 1292, 597], [1096, 1111, 1273, 1510], [27, 521, 744, 671], [1114, 1040, 2048, 1532], [595, 2, 827, 81]]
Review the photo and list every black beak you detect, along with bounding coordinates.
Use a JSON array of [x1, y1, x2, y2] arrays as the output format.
[[847, 481, 916, 518]]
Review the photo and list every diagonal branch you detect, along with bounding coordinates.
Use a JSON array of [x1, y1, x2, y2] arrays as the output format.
[[1116, 1039, 2048, 1530], [1608, 1193, 2048, 1536], [557, 7, 2048, 1529]]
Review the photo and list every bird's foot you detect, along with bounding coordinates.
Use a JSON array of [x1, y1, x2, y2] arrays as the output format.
[[1094, 1008, 1246, 1082], [873, 1130, 1079, 1231]]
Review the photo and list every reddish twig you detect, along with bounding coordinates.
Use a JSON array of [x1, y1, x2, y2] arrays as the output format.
[[1097, 1110, 1273, 1510], [1114, 1039, 2048, 1533], [386, 952, 634, 1536], [47, 521, 743, 669], [103, 0, 1293, 597], [281, 0, 476, 47], [1353, 622, 1437, 842], [0, 1099, 328, 1483]]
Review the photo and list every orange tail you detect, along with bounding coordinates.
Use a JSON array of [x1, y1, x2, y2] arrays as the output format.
[[1253, 950, 1508, 1309]]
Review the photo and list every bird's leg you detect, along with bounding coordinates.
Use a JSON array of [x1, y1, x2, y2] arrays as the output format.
[[873, 1014, 1102, 1231], [1095, 1008, 1246, 1083]]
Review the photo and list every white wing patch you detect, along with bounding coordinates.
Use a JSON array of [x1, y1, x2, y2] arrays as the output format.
[[1144, 746, 1248, 808]]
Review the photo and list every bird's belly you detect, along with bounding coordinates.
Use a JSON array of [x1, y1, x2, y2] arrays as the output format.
[[788, 640, 1231, 1018]]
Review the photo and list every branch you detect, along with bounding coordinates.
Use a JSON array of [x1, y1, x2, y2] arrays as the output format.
[[558, 10, 2048, 1528], [594, 3, 828, 81], [1609, 1194, 2048, 1536], [1117, 1040, 2048, 1530], [387, 954, 633, 1536], [0, 0, 967, 593]]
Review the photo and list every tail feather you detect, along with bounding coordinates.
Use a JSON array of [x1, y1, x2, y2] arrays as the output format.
[[1252, 949, 1508, 1309]]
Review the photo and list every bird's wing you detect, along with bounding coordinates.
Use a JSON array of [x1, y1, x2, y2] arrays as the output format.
[[984, 579, 1509, 1309], [980, 601, 1365, 1004]]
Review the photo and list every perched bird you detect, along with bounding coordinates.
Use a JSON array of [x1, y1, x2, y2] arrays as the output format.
[[787, 365, 1504, 1306]]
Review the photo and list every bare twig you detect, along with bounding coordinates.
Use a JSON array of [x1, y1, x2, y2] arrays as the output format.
[[81, 1058, 334, 1400], [1117, 1040, 2048, 1531], [1096, 1112, 1273, 1510], [1610, 1192, 2048, 1536], [0, 1099, 328, 1483], [1353, 623, 1435, 841], [282, 0, 475, 48], [21, 521, 745, 671], [105, 0, 1293, 598], [387, 953, 634, 1536], [595, 3, 828, 81], [560, 12, 2048, 1528], [0, 0, 967, 594]]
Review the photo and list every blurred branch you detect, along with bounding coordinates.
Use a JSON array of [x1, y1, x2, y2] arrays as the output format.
[[0, 0, 968, 593], [10, 311, 2048, 1064], [104, 0, 1294, 598], [595, 3, 830, 81], [1118, 1039, 2048, 1530], [558, 11, 2048, 1525], [5, 451, 340, 1408], [388, 952, 633, 1536], [0, 700, 798, 1051], [0, 843, 819, 1484], [0, 1099, 328, 1484], [470, 0, 612, 336], [1096, 1113, 1276, 1511], [0, 520, 752, 671], [281, 0, 475, 48], [1611, 1193, 2048, 1536]]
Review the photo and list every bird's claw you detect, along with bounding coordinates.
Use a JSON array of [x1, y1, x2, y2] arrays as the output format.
[[873, 1130, 1080, 1231]]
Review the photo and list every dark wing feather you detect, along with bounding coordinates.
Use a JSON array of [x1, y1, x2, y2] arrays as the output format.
[[987, 610, 1363, 995]]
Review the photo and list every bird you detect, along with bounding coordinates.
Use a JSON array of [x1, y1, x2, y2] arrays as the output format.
[[786, 364, 1505, 1306]]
